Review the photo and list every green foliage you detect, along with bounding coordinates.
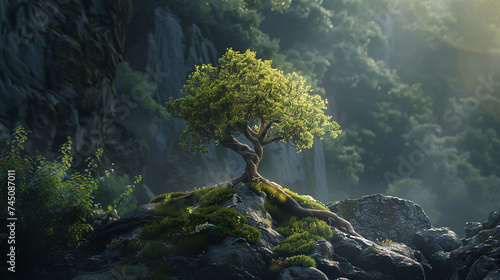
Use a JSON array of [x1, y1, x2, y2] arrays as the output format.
[[190, 206, 261, 243], [264, 200, 289, 222], [273, 214, 333, 255], [153, 193, 193, 217], [150, 191, 189, 204], [166, 0, 288, 58], [269, 254, 316, 272], [0, 125, 99, 277], [282, 188, 329, 211], [138, 240, 171, 260], [272, 231, 316, 255], [165, 48, 340, 154], [141, 202, 261, 244], [283, 254, 316, 269], [457, 128, 500, 177], [276, 216, 333, 240], [198, 186, 236, 206], [93, 173, 137, 217], [114, 62, 167, 137], [272, 216, 332, 255], [249, 181, 328, 210]]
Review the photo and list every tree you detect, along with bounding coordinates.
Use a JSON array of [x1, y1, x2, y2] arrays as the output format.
[[166, 49, 358, 236]]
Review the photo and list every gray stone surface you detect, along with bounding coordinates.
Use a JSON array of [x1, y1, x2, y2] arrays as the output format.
[[330, 194, 432, 246]]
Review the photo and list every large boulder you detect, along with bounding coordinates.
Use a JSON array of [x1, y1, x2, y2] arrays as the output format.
[[330, 194, 432, 246]]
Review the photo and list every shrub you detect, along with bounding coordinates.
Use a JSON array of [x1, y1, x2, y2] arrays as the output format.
[[0, 126, 98, 278], [272, 232, 316, 255], [276, 216, 333, 240], [283, 255, 316, 268]]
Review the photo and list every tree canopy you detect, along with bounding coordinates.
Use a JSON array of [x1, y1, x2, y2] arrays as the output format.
[[165, 49, 341, 155]]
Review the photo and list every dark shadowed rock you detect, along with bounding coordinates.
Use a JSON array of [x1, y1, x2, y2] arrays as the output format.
[[414, 227, 462, 256], [279, 267, 329, 280], [330, 194, 431, 246], [357, 245, 426, 280], [202, 237, 268, 280], [465, 222, 483, 238], [483, 210, 500, 230], [329, 228, 426, 280], [465, 256, 500, 280]]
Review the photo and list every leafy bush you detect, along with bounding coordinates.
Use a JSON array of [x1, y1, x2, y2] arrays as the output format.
[[283, 254, 316, 268], [0, 126, 98, 278], [93, 173, 138, 217], [272, 232, 316, 255], [276, 216, 333, 240], [272, 216, 332, 256]]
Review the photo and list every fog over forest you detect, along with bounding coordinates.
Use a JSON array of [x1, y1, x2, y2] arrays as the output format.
[[147, 0, 500, 235], [2, 0, 500, 278]]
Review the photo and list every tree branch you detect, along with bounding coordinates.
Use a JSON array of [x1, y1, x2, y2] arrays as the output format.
[[258, 120, 281, 142], [262, 136, 283, 145], [246, 125, 257, 138]]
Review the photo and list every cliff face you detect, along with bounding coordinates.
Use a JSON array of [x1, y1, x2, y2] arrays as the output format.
[[124, 2, 218, 197], [0, 0, 148, 175]]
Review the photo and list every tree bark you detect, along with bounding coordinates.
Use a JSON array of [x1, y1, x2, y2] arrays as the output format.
[[221, 122, 360, 237]]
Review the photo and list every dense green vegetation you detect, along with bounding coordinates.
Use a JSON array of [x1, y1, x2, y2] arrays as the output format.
[[163, 0, 500, 233], [0, 126, 138, 279]]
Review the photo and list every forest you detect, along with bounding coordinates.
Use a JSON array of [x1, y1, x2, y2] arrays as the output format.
[[161, 0, 500, 233], [1, 0, 500, 279]]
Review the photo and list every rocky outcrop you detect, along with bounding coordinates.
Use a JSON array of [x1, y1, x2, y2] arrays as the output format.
[[0, 0, 148, 175], [332, 195, 500, 280], [426, 210, 500, 280], [73, 186, 431, 280], [72, 187, 500, 279]]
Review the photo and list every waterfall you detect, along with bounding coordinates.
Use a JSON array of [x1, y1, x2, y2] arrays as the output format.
[[314, 138, 329, 203]]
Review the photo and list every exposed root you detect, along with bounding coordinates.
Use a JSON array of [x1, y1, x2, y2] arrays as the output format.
[[231, 174, 361, 237]]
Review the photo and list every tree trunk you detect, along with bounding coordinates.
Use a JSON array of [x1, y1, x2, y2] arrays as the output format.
[[221, 128, 360, 237]]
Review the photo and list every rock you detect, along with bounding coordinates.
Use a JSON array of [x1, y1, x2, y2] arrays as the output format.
[[74, 185, 499, 280], [0, 0, 148, 181], [280, 267, 329, 280], [331, 233, 363, 260], [465, 256, 500, 280], [329, 228, 426, 280], [414, 227, 462, 256], [202, 237, 268, 280], [484, 270, 500, 279], [465, 222, 482, 238], [357, 246, 426, 280], [330, 194, 431, 246], [312, 240, 335, 260], [483, 210, 500, 230]]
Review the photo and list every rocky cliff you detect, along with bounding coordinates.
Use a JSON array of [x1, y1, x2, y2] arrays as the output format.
[[73, 188, 500, 280], [0, 0, 149, 176]]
